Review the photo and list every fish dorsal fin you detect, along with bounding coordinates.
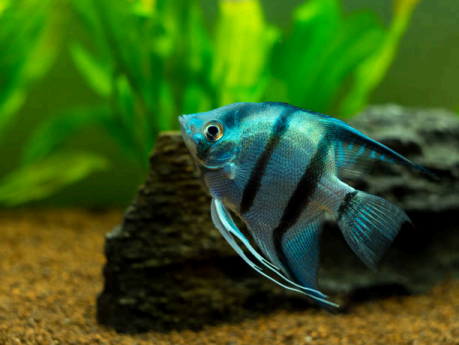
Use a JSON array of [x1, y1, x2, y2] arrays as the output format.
[[210, 198, 338, 309], [318, 116, 437, 181]]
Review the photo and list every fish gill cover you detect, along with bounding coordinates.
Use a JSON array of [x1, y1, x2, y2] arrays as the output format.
[[0, 0, 420, 206]]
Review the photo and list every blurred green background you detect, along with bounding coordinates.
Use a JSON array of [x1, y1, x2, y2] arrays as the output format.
[[0, 0, 457, 208]]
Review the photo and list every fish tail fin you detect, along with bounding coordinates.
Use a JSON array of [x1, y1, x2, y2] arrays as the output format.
[[335, 190, 411, 271]]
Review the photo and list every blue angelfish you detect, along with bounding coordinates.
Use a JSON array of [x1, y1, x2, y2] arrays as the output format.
[[179, 102, 435, 311]]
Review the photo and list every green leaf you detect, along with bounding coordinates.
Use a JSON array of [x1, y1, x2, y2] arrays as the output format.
[[21, 103, 146, 170], [340, 0, 420, 116], [157, 80, 175, 131], [0, 89, 26, 136], [301, 11, 384, 112], [131, 0, 156, 17], [115, 74, 135, 131], [70, 43, 113, 97], [23, 0, 65, 81], [0, 0, 11, 16], [211, 0, 279, 105], [183, 82, 212, 115], [93, 0, 155, 105], [184, 2, 212, 77], [0, 151, 109, 206], [70, 0, 107, 47], [97, 111, 148, 169], [271, 0, 340, 107], [21, 106, 109, 165], [0, 0, 64, 141], [115, 74, 154, 165], [153, 0, 214, 129]]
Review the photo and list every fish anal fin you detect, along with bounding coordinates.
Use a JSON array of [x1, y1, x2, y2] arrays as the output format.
[[281, 215, 339, 313], [210, 198, 335, 304], [282, 215, 323, 294]]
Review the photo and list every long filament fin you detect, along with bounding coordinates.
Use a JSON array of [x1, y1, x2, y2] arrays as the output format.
[[211, 198, 338, 308]]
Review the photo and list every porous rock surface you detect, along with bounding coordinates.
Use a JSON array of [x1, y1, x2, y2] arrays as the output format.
[[97, 105, 459, 333]]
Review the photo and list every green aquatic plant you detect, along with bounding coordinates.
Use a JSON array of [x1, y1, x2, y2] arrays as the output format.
[[340, 0, 421, 116], [0, 0, 109, 206], [211, 0, 279, 106], [24, 0, 280, 173], [28, 0, 213, 172], [0, 151, 108, 206], [0, 0, 58, 136], [270, 0, 421, 116], [0, 0, 419, 206]]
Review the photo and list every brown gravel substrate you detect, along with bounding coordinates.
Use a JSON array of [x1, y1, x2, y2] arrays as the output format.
[[0, 209, 457, 345]]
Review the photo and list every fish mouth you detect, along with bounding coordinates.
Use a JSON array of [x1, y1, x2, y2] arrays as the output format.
[[178, 115, 187, 128], [178, 115, 188, 133], [178, 115, 196, 155], [178, 115, 190, 139]]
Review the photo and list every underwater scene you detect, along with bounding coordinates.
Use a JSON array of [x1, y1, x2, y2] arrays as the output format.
[[0, 0, 458, 344]]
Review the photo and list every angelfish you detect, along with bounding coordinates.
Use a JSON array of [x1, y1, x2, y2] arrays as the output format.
[[179, 102, 435, 310]]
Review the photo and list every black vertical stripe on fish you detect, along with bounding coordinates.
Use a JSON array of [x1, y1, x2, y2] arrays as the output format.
[[239, 106, 296, 214], [337, 190, 358, 222], [197, 140, 235, 164], [267, 101, 330, 120], [196, 140, 212, 161], [220, 103, 258, 129], [272, 136, 329, 282]]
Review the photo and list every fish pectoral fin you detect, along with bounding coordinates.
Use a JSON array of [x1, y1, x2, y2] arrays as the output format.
[[210, 198, 336, 307], [224, 163, 237, 180]]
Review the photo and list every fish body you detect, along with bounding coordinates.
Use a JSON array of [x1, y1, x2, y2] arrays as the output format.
[[179, 102, 435, 310]]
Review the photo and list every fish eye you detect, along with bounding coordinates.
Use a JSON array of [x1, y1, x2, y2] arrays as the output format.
[[204, 121, 224, 141]]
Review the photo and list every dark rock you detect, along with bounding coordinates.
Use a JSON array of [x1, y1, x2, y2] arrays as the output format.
[[97, 106, 459, 333], [348, 104, 459, 214], [319, 104, 459, 297]]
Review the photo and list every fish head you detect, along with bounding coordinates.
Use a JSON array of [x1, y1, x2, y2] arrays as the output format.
[[179, 104, 247, 169]]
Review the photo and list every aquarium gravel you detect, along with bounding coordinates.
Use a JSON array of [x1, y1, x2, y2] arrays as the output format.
[[0, 209, 457, 345]]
